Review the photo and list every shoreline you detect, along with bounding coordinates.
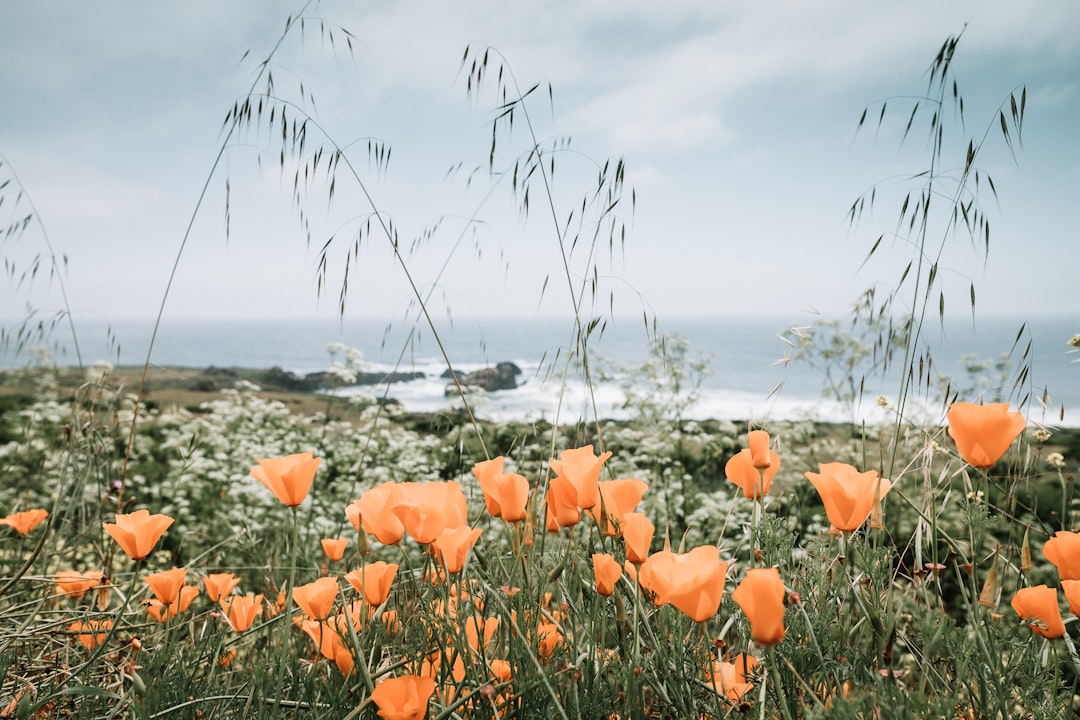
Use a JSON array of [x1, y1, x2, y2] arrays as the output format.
[[2, 363, 1077, 432]]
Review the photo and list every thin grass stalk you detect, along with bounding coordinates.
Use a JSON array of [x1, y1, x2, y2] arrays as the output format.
[[268, 506, 301, 714], [118, 2, 318, 504]]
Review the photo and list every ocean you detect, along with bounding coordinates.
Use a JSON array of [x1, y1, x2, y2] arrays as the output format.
[[3, 314, 1076, 426]]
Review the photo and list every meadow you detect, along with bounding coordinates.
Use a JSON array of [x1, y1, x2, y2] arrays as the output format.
[[2, 8, 1079, 720]]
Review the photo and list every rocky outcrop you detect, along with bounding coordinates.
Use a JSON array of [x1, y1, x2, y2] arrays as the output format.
[[302, 370, 425, 389], [443, 362, 522, 394]]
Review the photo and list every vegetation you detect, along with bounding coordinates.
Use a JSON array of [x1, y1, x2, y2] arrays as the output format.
[[2, 7, 1077, 720]]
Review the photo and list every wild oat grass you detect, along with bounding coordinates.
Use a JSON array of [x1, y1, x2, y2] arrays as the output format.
[[2, 8, 1077, 720]]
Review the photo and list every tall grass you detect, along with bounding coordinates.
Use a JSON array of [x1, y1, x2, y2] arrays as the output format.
[[2, 9, 1078, 720]]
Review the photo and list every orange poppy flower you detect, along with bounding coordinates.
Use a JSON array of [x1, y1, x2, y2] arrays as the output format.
[[1061, 580, 1080, 618], [329, 599, 366, 636], [732, 568, 786, 646], [69, 619, 113, 650], [549, 444, 612, 511], [589, 478, 648, 535], [1043, 531, 1080, 581], [300, 619, 355, 675], [464, 615, 501, 653], [473, 456, 530, 522], [620, 512, 654, 564], [1011, 585, 1065, 639], [748, 430, 772, 469], [1, 508, 48, 535], [639, 545, 729, 621], [370, 675, 437, 720], [220, 593, 264, 632], [145, 585, 199, 622], [102, 509, 173, 561], [804, 463, 892, 533], [55, 570, 105, 600], [392, 481, 469, 545], [293, 577, 339, 621], [265, 589, 287, 618], [250, 451, 320, 507], [593, 553, 622, 596], [546, 475, 582, 531], [946, 402, 1026, 469], [537, 621, 564, 661], [299, 618, 333, 657], [725, 449, 780, 499], [321, 537, 348, 562], [145, 567, 187, 605], [374, 608, 398, 633], [219, 648, 238, 668], [347, 482, 406, 545], [707, 654, 758, 701], [203, 572, 241, 602], [489, 658, 512, 684], [432, 525, 483, 574], [344, 561, 399, 607]]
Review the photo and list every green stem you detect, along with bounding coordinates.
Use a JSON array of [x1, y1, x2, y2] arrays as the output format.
[[270, 507, 300, 711], [768, 647, 795, 720]]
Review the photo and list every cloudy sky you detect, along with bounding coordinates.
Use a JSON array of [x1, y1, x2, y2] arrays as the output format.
[[2, 0, 1078, 328]]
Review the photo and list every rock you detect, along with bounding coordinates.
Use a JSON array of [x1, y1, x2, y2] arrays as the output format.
[[355, 371, 425, 386], [304, 369, 428, 390], [444, 362, 522, 394], [261, 366, 308, 391]]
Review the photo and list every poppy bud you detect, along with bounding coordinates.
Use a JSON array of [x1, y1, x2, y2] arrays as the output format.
[[748, 430, 771, 469]]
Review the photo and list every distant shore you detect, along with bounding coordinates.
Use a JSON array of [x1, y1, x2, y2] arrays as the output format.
[[3, 365, 1078, 455]]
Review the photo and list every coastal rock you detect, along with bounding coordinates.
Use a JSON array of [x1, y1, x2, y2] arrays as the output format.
[[444, 362, 521, 394], [262, 366, 308, 391], [302, 370, 425, 389], [355, 371, 425, 386]]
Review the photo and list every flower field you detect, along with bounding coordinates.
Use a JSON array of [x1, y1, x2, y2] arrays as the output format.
[[2, 7, 1077, 717], [1, 366, 1078, 718]]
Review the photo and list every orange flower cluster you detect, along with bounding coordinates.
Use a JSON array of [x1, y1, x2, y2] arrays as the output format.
[[144, 567, 200, 623], [546, 445, 613, 531], [472, 457, 530, 522], [345, 479, 480, 575], [1008, 529, 1080, 640]]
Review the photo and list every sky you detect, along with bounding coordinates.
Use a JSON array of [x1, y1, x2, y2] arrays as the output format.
[[2, 0, 1078, 330]]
